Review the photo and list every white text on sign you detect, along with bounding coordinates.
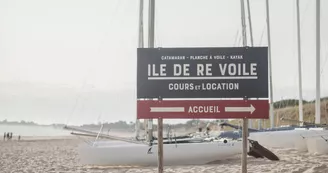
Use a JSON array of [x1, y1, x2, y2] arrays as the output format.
[[147, 63, 258, 77]]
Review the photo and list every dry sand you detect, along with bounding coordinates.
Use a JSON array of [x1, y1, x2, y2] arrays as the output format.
[[1, 137, 328, 173]]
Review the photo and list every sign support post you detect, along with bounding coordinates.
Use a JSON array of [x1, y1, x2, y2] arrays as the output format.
[[147, 0, 164, 172], [240, 0, 248, 172], [157, 118, 164, 173], [242, 119, 248, 173]]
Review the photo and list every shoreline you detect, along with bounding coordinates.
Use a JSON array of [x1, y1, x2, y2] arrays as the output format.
[[1, 135, 75, 142]]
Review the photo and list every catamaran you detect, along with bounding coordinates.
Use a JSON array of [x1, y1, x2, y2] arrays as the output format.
[[65, 122, 280, 166], [77, 138, 243, 166], [228, 0, 328, 154], [219, 120, 328, 150]]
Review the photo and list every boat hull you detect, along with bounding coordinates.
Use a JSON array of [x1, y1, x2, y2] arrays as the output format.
[[77, 140, 242, 166], [306, 136, 328, 154], [249, 128, 328, 153], [249, 130, 306, 148], [302, 128, 328, 154]]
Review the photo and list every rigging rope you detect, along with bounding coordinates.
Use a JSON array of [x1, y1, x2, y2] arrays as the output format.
[[65, 0, 124, 126], [237, 32, 242, 47], [65, 77, 88, 126], [258, 24, 266, 46], [300, 0, 312, 29], [321, 52, 328, 75], [233, 29, 240, 47]]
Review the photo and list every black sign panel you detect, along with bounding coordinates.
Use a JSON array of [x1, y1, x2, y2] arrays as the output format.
[[137, 47, 268, 99]]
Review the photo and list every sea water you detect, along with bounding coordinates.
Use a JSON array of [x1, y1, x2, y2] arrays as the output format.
[[0, 124, 71, 137]]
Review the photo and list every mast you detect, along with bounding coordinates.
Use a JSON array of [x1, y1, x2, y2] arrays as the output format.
[[296, 0, 304, 126], [240, 0, 247, 47], [246, 0, 254, 47], [246, 0, 254, 129], [139, 0, 144, 48], [240, 0, 248, 172], [315, 0, 321, 124], [147, 0, 155, 142], [135, 0, 144, 140], [265, 0, 274, 128]]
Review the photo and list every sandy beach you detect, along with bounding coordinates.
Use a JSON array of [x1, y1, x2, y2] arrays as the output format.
[[1, 137, 328, 173]]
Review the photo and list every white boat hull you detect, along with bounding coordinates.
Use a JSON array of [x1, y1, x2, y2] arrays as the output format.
[[303, 128, 328, 154], [249, 128, 328, 153], [306, 136, 328, 154], [249, 129, 307, 148], [78, 140, 242, 166]]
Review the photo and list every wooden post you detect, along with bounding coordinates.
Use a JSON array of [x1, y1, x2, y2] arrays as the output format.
[[157, 118, 164, 173], [240, 0, 248, 171], [242, 118, 248, 173]]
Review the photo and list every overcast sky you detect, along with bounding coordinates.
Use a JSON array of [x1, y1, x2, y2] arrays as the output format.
[[0, 0, 327, 125]]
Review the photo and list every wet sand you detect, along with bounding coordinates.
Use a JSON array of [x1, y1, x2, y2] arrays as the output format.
[[1, 137, 328, 173]]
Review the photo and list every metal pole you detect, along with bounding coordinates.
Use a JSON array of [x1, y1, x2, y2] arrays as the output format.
[[296, 0, 304, 126], [242, 119, 248, 173], [135, 0, 144, 140], [246, 0, 254, 47], [148, 0, 155, 142], [240, 0, 248, 172], [265, 0, 274, 128], [158, 118, 164, 173], [240, 0, 247, 47], [246, 0, 254, 129], [148, 0, 163, 171], [315, 0, 321, 124], [139, 0, 144, 48]]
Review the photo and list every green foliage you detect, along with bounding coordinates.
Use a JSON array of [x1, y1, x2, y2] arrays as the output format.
[[273, 97, 328, 109]]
